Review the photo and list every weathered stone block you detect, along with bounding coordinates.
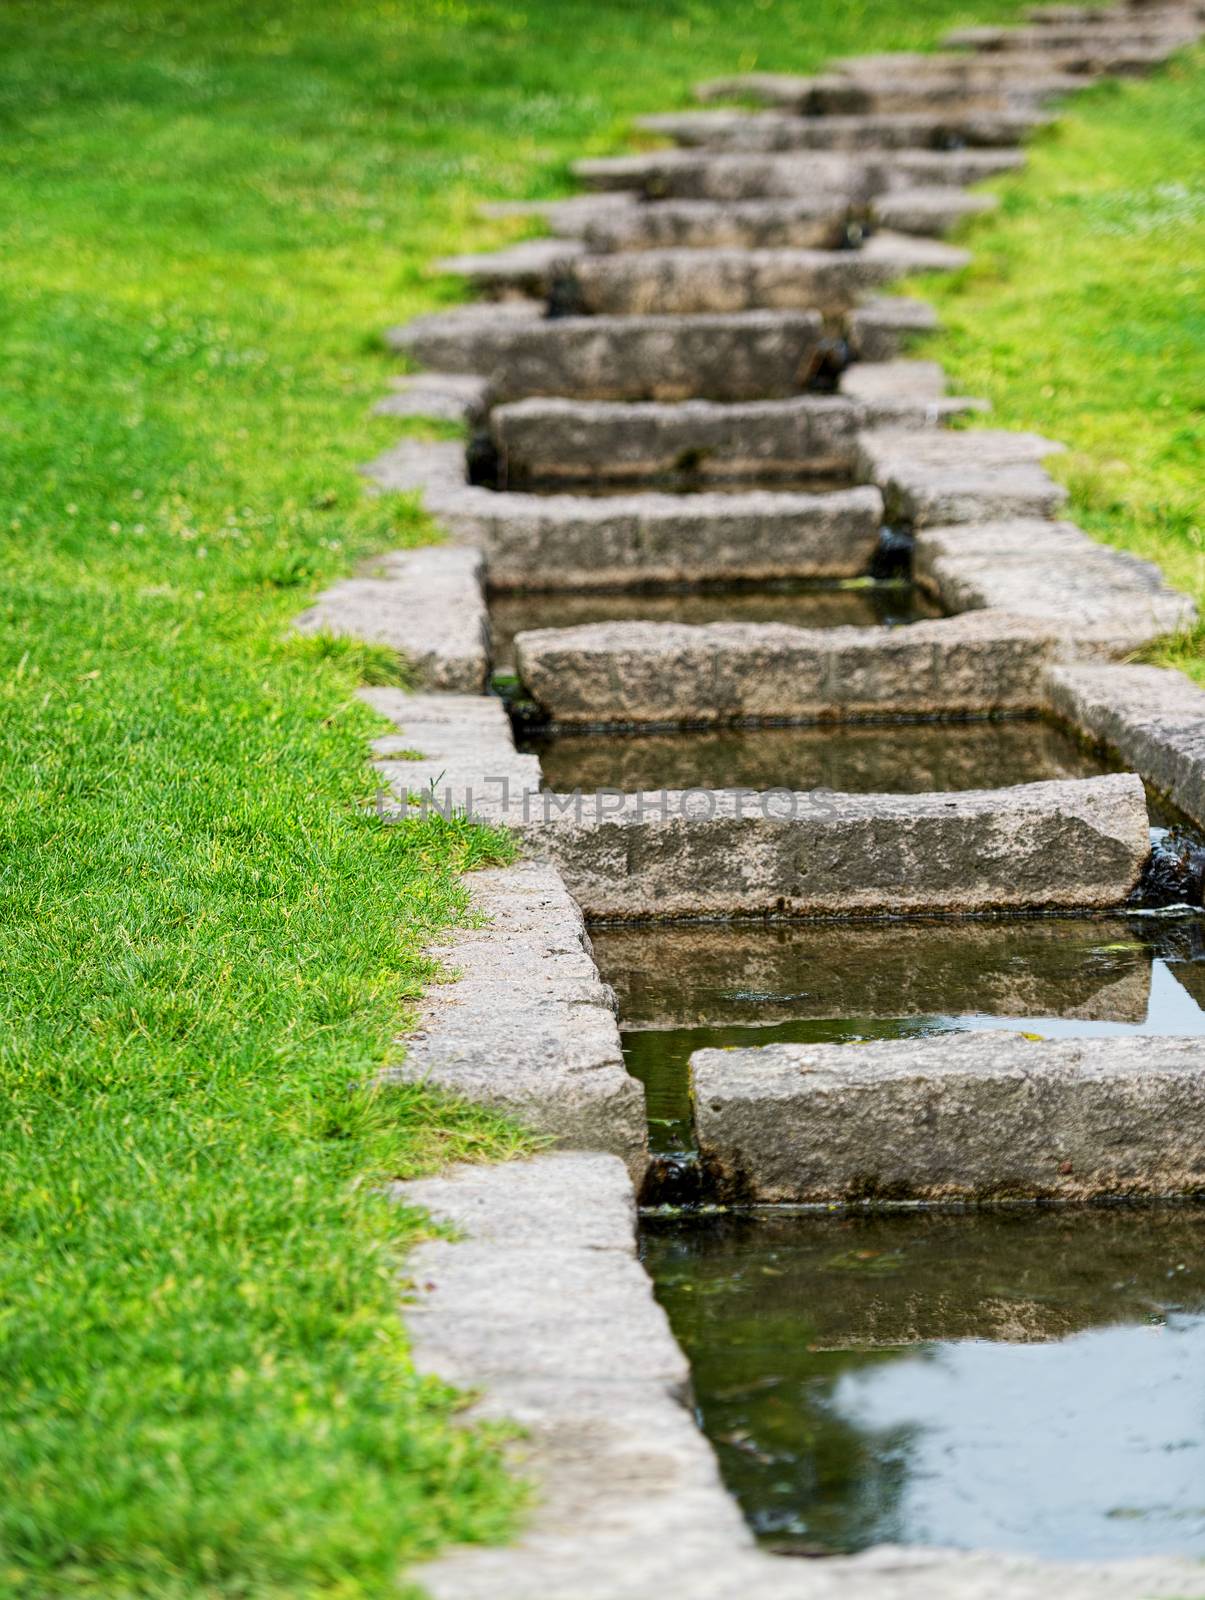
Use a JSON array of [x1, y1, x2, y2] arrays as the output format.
[[636, 107, 1048, 151], [583, 196, 849, 253], [519, 772, 1150, 919], [491, 395, 861, 482], [857, 426, 1069, 523], [388, 303, 824, 401], [846, 294, 940, 359], [692, 1034, 1205, 1203], [513, 611, 1059, 724]]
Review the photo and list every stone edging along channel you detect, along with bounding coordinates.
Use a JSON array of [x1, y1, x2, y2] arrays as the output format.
[[296, 5, 1205, 1594]]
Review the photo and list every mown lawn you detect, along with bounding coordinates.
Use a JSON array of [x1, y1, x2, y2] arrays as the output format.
[[0, 2, 1056, 1597], [924, 48, 1205, 680]]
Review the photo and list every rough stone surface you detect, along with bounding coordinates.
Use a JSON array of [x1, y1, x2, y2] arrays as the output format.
[[435, 236, 584, 296], [373, 371, 492, 424], [857, 425, 1070, 523], [513, 611, 1062, 724], [871, 183, 999, 235], [381, 860, 648, 1179], [365, 688, 539, 807], [917, 517, 1196, 654], [388, 303, 824, 401], [518, 773, 1150, 920], [846, 295, 940, 359], [363, 438, 886, 586], [491, 395, 862, 482], [477, 192, 640, 235], [583, 196, 850, 252], [295, 547, 488, 692], [694, 65, 1088, 113], [838, 357, 988, 426], [693, 1034, 1205, 1203], [636, 107, 1048, 151], [559, 236, 970, 316], [1047, 662, 1205, 827]]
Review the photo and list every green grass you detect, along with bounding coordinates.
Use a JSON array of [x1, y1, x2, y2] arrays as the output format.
[[923, 50, 1205, 679], [2, 1, 1200, 1595], [0, 1, 1047, 1596]]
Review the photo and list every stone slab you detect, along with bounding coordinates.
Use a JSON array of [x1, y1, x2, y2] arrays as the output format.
[[388, 303, 824, 401], [363, 438, 886, 586], [838, 358, 988, 425], [558, 237, 970, 317], [636, 107, 1048, 151], [692, 1033, 1205, 1202], [435, 236, 584, 296], [857, 426, 1070, 523], [518, 772, 1150, 919], [583, 196, 850, 253], [846, 295, 940, 359], [513, 611, 1061, 724], [373, 371, 492, 424], [294, 546, 488, 693], [1047, 662, 1205, 827], [364, 688, 540, 806], [871, 184, 999, 235], [694, 66, 1088, 113], [491, 395, 862, 482], [381, 858, 648, 1179]]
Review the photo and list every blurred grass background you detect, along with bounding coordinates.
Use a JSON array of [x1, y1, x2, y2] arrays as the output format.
[[0, 1, 1198, 1596]]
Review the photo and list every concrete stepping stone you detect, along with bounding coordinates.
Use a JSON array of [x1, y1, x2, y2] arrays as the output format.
[[694, 65, 1088, 112], [490, 395, 863, 482], [434, 236, 584, 296], [365, 440, 886, 586], [846, 294, 940, 358], [692, 1033, 1205, 1204], [370, 690, 539, 811], [871, 183, 999, 235], [517, 771, 1150, 919], [388, 302, 824, 401], [945, 19, 1199, 51], [1048, 662, 1205, 828], [581, 196, 851, 252], [857, 425, 1070, 522], [512, 611, 1063, 726], [916, 516, 1197, 652], [838, 358, 988, 424], [635, 107, 1049, 152], [373, 371, 491, 424], [295, 547, 488, 691], [553, 236, 970, 316], [477, 192, 640, 235]]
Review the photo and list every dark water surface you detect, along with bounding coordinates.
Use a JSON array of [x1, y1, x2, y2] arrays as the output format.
[[524, 714, 1110, 795], [640, 1206, 1205, 1560], [589, 916, 1205, 1151], [490, 578, 937, 673]]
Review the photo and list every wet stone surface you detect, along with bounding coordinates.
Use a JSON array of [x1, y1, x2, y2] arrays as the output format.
[[589, 914, 1205, 1152], [521, 713, 1109, 796], [490, 578, 937, 675], [640, 1204, 1205, 1560]]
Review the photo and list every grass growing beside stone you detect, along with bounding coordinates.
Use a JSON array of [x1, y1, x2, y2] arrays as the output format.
[[0, 0, 1196, 1595], [924, 48, 1205, 679]]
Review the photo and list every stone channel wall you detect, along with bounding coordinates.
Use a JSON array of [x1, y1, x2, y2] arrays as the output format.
[[295, 4, 1205, 1593]]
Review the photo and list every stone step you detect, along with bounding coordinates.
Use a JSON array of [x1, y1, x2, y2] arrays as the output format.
[[490, 395, 864, 482], [517, 772, 1150, 919], [944, 20, 1199, 56], [554, 236, 970, 317], [692, 1033, 1204, 1204], [581, 196, 851, 253], [571, 147, 1022, 201], [857, 425, 1070, 523], [477, 192, 640, 236], [871, 184, 998, 235], [387, 302, 825, 401], [513, 610, 1062, 726], [365, 439, 886, 586], [635, 107, 1048, 152], [839, 40, 1189, 74], [846, 295, 941, 359], [916, 516, 1197, 653], [838, 358, 988, 424], [694, 65, 1090, 111], [434, 236, 584, 296]]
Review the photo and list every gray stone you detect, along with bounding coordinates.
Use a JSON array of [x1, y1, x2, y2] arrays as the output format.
[[871, 184, 999, 235], [838, 358, 988, 425], [558, 237, 970, 317], [694, 65, 1088, 113], [846, 295, 940, 359], [434, 236, 584, 296], [518, 772, 1150, 919], [363, 438, 886, 587], [294, 547, 488, 693], [381, 859, 648, 1180], [364, 688, 540, 807], [513, 611, 1061, 725], [857, 425, 1070, 523], [388, 303, 825, 401], [692, 1033, 1205, 1203], [477, 192, 640, 234], [635, 107, 1049, 151], [583, 196, 850, 253], [1046, 662, 1205, 827], [916, 517, 1196, 654], [491, 395, 862, 482], [944, 18, 1199, 52], [373, 371, 492, 424]]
